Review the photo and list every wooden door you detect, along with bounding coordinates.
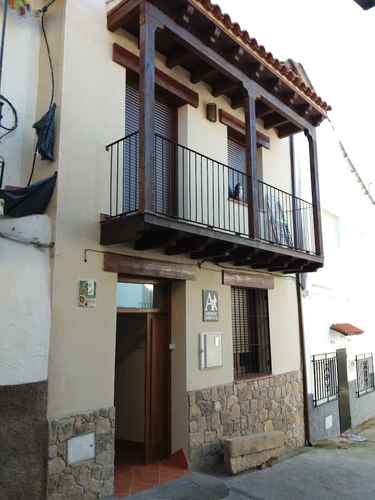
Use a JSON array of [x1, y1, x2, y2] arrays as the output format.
[[145, 313, 170, 463], [336, 348, 352, 433]]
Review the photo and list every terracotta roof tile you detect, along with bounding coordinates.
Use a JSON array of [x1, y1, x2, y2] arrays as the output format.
[[192, 0, 331, 113], [331, 323, 364, 336]]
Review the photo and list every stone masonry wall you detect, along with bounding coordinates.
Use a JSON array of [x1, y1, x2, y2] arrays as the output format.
[[48, 408, 115, 500], [188, 370, 304, 467]]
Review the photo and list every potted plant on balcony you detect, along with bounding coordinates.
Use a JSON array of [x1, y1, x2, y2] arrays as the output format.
[[9, 0, 32, 15]]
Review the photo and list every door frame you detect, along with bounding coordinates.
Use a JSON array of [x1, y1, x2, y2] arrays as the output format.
[[117, 276, 172, 464], [336, 348, 352, 433]]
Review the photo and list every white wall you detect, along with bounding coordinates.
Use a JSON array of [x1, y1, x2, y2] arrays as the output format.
[[0, 215, 51, 385], [0, 5, 42, 187], [298, 122, 375, 393]]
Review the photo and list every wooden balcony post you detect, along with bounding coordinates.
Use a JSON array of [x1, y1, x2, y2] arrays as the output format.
[[305, 129, 323, 256], [244, 86, 259, 239], [139, 1, 162, 213]]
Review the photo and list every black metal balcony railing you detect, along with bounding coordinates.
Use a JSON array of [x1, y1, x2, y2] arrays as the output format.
[[106, 131, 316, 254], [356, 353, 375, 397], [312, 353, 339, 407]]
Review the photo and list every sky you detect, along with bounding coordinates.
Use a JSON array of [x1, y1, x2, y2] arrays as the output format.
[[215, 0, 375, 188]]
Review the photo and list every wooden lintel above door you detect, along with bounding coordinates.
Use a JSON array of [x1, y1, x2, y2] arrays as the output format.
[[113, 43, 199, 109], [104, 253, 196, 281]]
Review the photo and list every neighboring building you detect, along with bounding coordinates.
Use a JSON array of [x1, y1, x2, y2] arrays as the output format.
[[294, 120, 375, 442], [353, 0, 375, 10], [1, 1, 331, 499]]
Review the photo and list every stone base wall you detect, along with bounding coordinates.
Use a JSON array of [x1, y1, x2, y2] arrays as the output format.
[[0, 381, 48, 500], [188, 370, 304, 468], [48, 408, 115, 500]]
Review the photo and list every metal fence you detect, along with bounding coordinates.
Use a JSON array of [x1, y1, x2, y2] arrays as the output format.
[[312, 352, 339, 406], [106, 131, 316, 255], [356, 353, 375, 397]]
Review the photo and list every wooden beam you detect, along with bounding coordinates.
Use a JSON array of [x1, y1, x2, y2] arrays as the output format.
[[222, 270, 275, 290], [256, 101, 272, 118], [219, 109, 271, 149], [146, 3, 324, 131], [212, 80, 242, 98], [191, 242, 234, 260], [113, 44, 199, 108], [305, 129, 323, 256], [231, 93, 245, 110], [107, 0, 140, 32], [208, 26, 221, 46], [103, 253, 196, 280], [181, 4, 195, 25], [263, 112, 289, 130], [244, 89, 259, 240], [166, 47, 192, 69], [249, 62, 266, 80], [277, 123, 302, 139], [190, 65, 218, 84], [139, 3, 160, 213], [135, 230, 176, 250], [165, 236, 208, 255]]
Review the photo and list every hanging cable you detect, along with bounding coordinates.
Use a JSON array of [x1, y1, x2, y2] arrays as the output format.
[[27, 0, 56, 186], [328, 116, 375, 206]]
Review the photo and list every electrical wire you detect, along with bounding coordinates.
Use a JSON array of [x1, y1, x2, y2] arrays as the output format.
[[0, 230, 54, 248], [328, 116, 375, 206], [27, 0, 56, 186]]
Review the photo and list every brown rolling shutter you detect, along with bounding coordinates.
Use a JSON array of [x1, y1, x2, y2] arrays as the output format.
[[231, 287, 271, 379], [125, 84, 177, 215]]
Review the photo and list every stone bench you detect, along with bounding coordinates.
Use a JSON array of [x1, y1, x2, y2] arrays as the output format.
[[223, 431, 285, 475]]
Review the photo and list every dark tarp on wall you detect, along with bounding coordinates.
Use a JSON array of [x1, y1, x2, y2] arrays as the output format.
[[0, 172, 57, 217]]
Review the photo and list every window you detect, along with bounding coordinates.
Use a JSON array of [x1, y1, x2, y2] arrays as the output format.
[[117, 282, 167, 311], [356, 354, 375, 397], [312, 353, 338, 406], [227, 133, 263, 201], [231, 287, 271, 379]]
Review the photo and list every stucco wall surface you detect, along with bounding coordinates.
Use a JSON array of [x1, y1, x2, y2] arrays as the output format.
[[0, 215, 51, 385]]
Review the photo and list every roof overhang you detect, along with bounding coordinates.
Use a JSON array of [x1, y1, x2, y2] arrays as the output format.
[[108, 0, 331, 137], [330, 323, 365, 336]]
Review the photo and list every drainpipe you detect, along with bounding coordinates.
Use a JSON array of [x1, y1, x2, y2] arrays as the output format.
[[290, 136, 312, 447]]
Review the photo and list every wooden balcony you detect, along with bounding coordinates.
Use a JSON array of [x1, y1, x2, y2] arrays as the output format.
[[100, 132, 323, 273]]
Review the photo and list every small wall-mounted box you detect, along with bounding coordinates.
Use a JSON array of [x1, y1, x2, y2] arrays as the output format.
[[67, 433, 96, 465], [199, 332, 223, 369]]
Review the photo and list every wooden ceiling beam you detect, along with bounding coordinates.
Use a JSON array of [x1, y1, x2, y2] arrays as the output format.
[[166, 47, 192, 69], [107, 0, 140, 32], [263, 112, 290, 130], [212, 79, 242, 98], [181, 4, 195, 25], [277, 123, 302, 139], [135, 230, 176, 250], [191, 242, 234, 260], [190, 66, 218, 84], [207, 26, 222, 47], [165, 236, 208, 255], [230, 92, 246, 109], [249, 62, 266, 81]]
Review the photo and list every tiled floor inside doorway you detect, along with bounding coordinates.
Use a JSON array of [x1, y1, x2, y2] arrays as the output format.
[[114, 442, 189, 497]]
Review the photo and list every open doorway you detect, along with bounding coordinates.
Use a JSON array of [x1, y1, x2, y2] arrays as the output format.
[[114, 279, 171, 468]]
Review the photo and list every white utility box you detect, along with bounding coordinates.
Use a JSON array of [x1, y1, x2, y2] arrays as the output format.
[[199, 332, 223, 369], [67, 432, 96, 465]]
